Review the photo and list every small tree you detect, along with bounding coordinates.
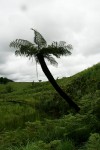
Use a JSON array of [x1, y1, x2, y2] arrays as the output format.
[[10, 29, 80, 112]]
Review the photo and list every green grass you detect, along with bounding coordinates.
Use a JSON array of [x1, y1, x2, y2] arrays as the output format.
[[0, 62, 100, 150]]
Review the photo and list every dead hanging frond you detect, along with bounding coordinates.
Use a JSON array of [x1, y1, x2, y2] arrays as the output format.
[[35, 60, 39, 80]]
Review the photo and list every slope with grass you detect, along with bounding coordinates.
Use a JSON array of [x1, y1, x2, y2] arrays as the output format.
[[0, 63, 100, 150]]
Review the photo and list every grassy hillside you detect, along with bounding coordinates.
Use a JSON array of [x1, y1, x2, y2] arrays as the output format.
[[0, 63, 100, 150]]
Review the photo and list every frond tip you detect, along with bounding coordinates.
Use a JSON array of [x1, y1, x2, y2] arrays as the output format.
[[31, 29, 47, 49]]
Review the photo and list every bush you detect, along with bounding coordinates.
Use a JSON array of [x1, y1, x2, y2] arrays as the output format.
[[85, 133, 100, 150], [5, 85, 13, 93], [67, 126, 91, 144], [7, 140, 75, 150], [58, 140, 75, 150]]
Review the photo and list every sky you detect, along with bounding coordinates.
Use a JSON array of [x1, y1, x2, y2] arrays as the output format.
[[0, 0, 100, 82]]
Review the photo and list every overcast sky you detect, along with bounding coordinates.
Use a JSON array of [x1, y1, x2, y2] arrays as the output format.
[[0, 0, 100, 82]]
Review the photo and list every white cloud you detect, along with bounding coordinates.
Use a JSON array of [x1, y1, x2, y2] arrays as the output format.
[[0, 0, 100, 81]]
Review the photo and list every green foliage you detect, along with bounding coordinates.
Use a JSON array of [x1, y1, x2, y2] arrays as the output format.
[[86, 133, 100, 150], [0, 63, 100, 150], [59, 140, 75, 150], [5, 85, 13, 93], [7, 140, 75, 150]]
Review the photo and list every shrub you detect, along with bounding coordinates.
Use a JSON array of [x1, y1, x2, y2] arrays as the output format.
[[58, 140, 75, 150], [85, 133, 100, 150], [5, 85, 13, 93]]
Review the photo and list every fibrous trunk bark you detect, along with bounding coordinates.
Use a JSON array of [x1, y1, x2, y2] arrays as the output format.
[[37, 53, 80, 112]]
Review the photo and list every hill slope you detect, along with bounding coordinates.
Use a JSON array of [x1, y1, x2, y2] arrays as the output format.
[[0, 63, 100, 150]]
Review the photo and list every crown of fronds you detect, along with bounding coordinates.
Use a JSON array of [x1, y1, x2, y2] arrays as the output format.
[[10, 29, 72, 66]]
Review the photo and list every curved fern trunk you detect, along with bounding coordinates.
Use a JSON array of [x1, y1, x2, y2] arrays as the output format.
[[37, 53, 80, 112]]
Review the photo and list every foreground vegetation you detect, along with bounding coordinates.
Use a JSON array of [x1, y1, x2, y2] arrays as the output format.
[[0, 63, 100, 150]]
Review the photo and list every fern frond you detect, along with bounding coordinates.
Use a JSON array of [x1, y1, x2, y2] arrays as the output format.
[[32, 29, 47, 49], [41, 41, 72, 58], [10, 39, 38, 58], [10, 39, 33, 48], [44, 54, 58, 66]]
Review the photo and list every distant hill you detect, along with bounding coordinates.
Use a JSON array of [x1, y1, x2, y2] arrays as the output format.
[[0, 77, 14, 84]]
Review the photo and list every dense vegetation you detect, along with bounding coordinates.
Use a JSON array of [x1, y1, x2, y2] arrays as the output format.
[[0, 63, 100, 150], [0, 77, 13, 84]]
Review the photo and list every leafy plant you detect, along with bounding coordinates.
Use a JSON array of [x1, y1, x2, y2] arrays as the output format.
[[85, 133, 100, 150]]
